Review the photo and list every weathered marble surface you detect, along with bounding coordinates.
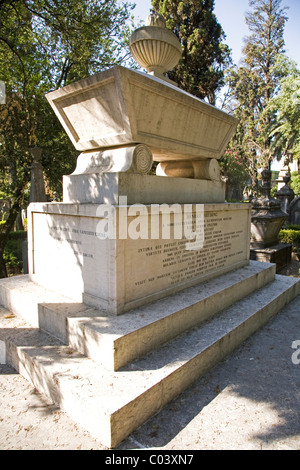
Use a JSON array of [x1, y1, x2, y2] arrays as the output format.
[[28, 202, 250, 315], [63, 173, 226, 205], [46, 66, 238, 163]]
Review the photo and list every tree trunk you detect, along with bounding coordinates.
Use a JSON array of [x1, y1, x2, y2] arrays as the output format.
[[0, 247, 7, 278], [0, 190, 23, 279]]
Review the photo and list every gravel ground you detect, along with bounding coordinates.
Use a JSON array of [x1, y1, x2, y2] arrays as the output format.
[[0, 264, 300, 451]]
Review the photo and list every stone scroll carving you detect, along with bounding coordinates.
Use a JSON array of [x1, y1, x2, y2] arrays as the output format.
[[156, 159, 221, 181], [72, 144, 153, 176]]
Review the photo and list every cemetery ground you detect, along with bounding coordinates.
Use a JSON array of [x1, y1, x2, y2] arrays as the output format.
[[0, 259, 299, 451]]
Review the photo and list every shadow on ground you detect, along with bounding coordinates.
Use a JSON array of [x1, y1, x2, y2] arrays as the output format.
[[117, 295, 300, 450]]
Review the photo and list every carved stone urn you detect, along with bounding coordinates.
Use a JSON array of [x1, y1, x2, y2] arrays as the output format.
[[129, 11, 182, 84], [251, 168, 288, 249], [276, 155, 295, 216]]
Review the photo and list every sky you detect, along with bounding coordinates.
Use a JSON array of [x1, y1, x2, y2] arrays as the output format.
[[131, 0, 300, 67]]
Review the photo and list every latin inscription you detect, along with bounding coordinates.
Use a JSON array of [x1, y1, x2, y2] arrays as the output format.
[[32, 206, 249, 309], [128, 210, 247, 295], [50, 225, 97, 262], [46, 210, 247, 288]]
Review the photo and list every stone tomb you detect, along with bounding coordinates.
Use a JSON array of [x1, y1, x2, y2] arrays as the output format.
[[24, 63, 252, 315], [2, 19, 300, 447], [28, 201, 250, 314], [289, 197, 300, 225]]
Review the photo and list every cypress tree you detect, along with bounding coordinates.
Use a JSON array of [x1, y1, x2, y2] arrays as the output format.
[[151, 0, 231, 105]]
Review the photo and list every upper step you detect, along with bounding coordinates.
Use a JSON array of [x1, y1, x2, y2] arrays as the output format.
[[67, 261, 276, 370], [0, 274, 90, 327], [0, 262, 276, 370]]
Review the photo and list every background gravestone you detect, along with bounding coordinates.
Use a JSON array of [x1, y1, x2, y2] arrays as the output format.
[[289, 197, 300, 225], [29, 147, 47, 203]]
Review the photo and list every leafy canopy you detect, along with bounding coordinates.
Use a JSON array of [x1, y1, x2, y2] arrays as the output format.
[[0, 0, 135, 277], [267, 62, 300, 160], [0, 0, 135, 199], [226, 0, 289, 190]]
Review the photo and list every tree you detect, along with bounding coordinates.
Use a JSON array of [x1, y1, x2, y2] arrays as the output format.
[[267, 61, 300, 160], [227, 0, 288, 193], [151, 0, 231, 105], [0, 0, 135, 277], [219, 148, 249, 201]]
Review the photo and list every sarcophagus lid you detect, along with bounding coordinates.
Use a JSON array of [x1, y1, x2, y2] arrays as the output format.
[[46, 66, 238, 162]]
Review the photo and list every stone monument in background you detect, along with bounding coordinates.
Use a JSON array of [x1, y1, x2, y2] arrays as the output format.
[[1, 13, 300, 449], [22, 147, 47, 274], [275, 154, 296, 224], [29, 147, 47, 203], [250, 169, 292, 271]]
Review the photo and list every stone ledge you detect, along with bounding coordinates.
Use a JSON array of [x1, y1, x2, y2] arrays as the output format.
[[63, 173, 226, 205], [250, 243, 292, 273]]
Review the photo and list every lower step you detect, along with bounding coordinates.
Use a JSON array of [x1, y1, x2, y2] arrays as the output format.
[[1, 274, 299, 448]]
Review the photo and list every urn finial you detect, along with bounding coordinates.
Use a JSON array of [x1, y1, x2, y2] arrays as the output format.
[[146, 11, 166, 28], [129, 13, 182, 85]]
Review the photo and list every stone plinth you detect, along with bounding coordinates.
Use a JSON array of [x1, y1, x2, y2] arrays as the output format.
[[250, 205, 287, 249], [276, 171, 295, 219], [289, 197, 300, 225], [250, 243, 292, 273], [27, 201, 251, 315], [3, 33, 300, 449], [251, 169, 288, 249], [276, 181, 295, 216], [250, 169, 291, 271], [63, 173, 226, 205], [34, 64, 245, 316], [5, 42, 300, 448], [275, 156, 295, 217]]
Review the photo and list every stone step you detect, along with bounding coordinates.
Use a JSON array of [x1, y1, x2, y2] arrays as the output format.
[[1, 273, 299, 449], [0, 274, 91, 328], [67, 261, 276, 370], [0, 261, 276, 371]]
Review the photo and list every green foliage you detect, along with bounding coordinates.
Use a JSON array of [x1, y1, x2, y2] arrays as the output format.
[[7, 230, 27, 241], [291, 172, 300, 197], [267, 69, 300, 160], [3, 230, 27, 271], [278, 228, 300, 251], [219, 148, 249, 200], [219, 149, 249, 185], [284, 224, 300, 231], [0, 0, 135, 201], [0, 0, 135, 277], [227, 0, 289, 190], [0, 0, 135, 88], [3, 250, 20, 269], [270, 184, 278, 199], [151, 0, 231, 104]]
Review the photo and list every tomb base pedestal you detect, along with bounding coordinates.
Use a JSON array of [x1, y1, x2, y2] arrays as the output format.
[[28, 199, 251, 315], [63, 172, 226, 205]]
